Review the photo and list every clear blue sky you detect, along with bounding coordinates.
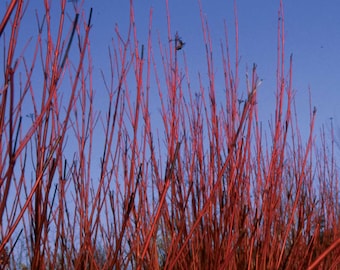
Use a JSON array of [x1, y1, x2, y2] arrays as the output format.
[[3, 0, 340, 144], [81, 0, 340, 142]]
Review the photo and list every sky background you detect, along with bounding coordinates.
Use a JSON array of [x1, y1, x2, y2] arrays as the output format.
[[82, 0, 340, 143], [2, 0, 340, 148]]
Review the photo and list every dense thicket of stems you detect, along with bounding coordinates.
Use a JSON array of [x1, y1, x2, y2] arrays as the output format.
[[0, 0, 339, 269]]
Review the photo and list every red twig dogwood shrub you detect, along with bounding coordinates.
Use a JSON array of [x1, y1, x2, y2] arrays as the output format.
[[0, 0, 339, 269]]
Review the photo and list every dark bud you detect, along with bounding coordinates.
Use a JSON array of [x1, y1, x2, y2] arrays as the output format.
[[175, 38, 185, 50]]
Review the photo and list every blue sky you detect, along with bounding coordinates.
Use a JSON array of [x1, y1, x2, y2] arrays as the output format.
[[2, 0, 340, 145], [80, 0, 340, 142]]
